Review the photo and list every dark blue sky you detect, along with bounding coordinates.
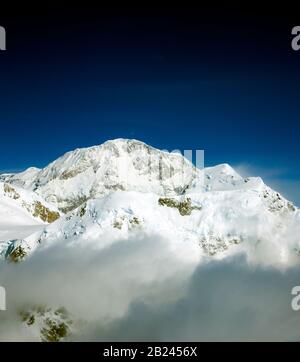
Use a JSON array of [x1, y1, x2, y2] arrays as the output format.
[[0, 5, 299, 203]]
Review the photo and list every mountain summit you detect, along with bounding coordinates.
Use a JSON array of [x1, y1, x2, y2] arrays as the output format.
[[1, 138, 267, 212], [2, 139, 201, 212]]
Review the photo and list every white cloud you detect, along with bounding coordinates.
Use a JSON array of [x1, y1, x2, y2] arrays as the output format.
[[76, 255, 300, 342], [0, 230, 300, 341]]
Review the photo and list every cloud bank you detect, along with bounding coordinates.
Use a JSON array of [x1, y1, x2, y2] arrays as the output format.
[[0, 229, 300, 341]]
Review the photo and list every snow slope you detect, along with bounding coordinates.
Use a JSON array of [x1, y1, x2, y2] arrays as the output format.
[[6, 187, 298, 266], [0, 182, 60, 236]]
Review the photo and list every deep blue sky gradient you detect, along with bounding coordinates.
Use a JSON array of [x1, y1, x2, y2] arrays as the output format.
[[0, 5, 299, 203]]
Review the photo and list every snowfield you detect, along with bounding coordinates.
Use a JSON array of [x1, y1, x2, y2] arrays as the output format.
[[0, 138, 300, 341]]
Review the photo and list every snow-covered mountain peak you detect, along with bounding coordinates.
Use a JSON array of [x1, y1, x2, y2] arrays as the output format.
[[206, 163, 241, 178], [3, 139, 201, 212], [0, 139, 296, 220]]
